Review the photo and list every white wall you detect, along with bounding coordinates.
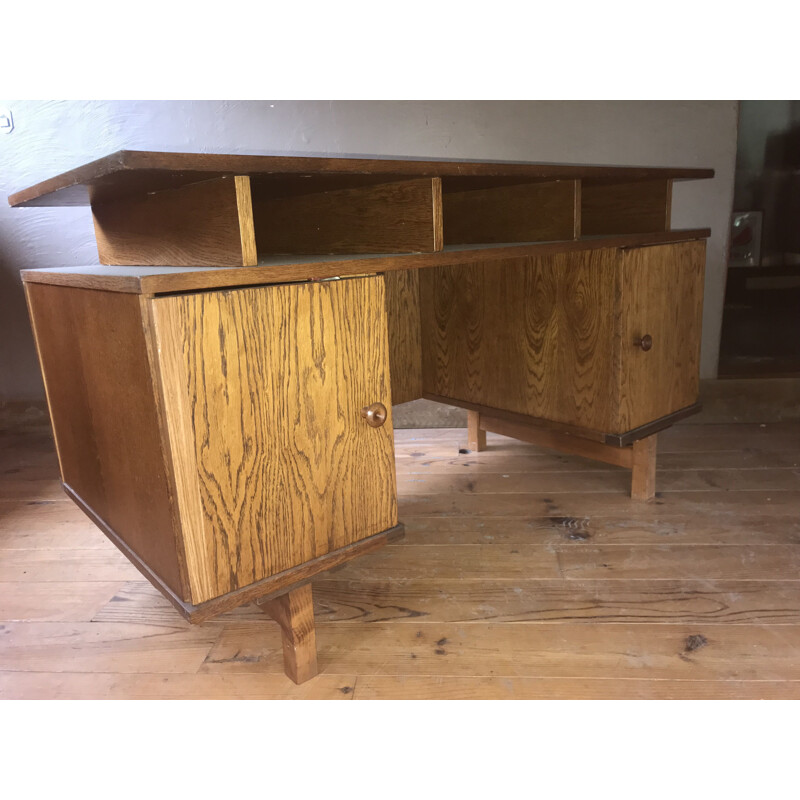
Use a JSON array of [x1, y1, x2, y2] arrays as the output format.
[[0, 100, 738, 400]]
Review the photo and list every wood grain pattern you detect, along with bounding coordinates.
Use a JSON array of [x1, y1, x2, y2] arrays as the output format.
[[92, 577, 800, 627], [442, 180, 577, 245], [478, 414, 633, 468], [202, 621, 800, 680], [0, 622, 219, 674], [8, 149, 714, 208], [3, 421, 800, 699], [384, 269, 423, 405], [0, 582, 122, 623], [252, 178, 443, 255], [92, 175, 257, 267], [619, 241, 706, 430], [150, 276, 398, 604], [0, 672, 358, 700], [258, 584, 318, 684], [395, 467, 800, 497], [467, 410, 486, 452], [631, 434, 658, 500], [63, 491, 402, 623], [398, 490, 800, 520], [23, 283, 188, 598], [581, 179, 671, 236], [19, 228, 712, 295], [351, 677, 800, 700], [420, 250, 622, 433]]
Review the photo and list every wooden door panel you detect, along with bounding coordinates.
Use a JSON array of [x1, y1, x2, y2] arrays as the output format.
[[420, 251, 622, 433], [151, 276, 397, 604], [618, 241, 705, 431]]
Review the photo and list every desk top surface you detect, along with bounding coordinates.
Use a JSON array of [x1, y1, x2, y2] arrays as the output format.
[[8, 150, 715, 208], [20, 229, 711, 294]]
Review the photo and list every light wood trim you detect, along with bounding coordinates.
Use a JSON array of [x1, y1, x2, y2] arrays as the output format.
[[443, 180, 576, 245], [631, 434, 658, 500], [478, 413, 634, 468], [146, 297, 210, 606], [665, 179, 673, 230], [467, 410, 486, 452], [235, 175, 258, 265], [92, 175, 257, 267], [138, 294, 194, 601], [20, 228, 712, 294], [432, 177, 444, 251], [258, 584, 318, 684], [252, 178, 443, 255]]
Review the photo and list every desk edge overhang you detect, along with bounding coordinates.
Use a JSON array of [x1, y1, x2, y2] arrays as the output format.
[[8, 149, 716, 207]]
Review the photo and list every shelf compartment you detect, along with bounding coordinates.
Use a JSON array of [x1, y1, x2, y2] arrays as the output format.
[[92, 175, 257, 267], [580, 178, 672, 236], [251, 178, 443, 256], [442, 180, 578, 246]]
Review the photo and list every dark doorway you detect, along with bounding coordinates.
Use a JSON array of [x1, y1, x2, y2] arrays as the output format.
[[719, 101, 800, 377]]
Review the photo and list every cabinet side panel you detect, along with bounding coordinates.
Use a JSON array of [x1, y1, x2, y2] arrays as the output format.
[[24, 283, 186, 596], [384, 269, 423, 405], [420, 251, 620, 433], [151, 276, 397, 604], [618, 240, 706, 431]]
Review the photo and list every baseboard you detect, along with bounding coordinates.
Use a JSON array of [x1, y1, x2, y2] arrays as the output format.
[[0, 400, 50, 432]]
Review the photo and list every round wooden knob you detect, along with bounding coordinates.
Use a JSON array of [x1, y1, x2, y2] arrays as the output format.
[[634, 334, 653, 352], [361, 402, 388, 428]]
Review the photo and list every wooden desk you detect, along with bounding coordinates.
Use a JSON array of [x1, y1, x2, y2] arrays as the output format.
[[10, 151, 712, 683]]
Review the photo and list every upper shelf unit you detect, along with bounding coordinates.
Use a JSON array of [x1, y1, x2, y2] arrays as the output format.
[[8, 150, 714, 268]]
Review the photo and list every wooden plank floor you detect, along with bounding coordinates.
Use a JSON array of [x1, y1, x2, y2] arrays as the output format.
[[1, 422, 800, 699]]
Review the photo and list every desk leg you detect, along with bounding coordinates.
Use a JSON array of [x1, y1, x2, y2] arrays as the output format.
[[467, 410, 487, 452], [258, 583, 319, 684], [631, 434, 658, 501]]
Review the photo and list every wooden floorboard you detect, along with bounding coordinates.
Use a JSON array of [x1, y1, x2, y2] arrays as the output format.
[[1, 423, 800, 699]]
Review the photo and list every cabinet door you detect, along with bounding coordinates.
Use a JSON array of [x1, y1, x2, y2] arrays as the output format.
[[420, 251, 622, 434], [150, 276, 397, 605], [617, 241, 705, 432]]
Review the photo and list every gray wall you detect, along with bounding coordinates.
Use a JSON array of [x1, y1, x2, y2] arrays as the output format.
[[0, 100, 738, 401]]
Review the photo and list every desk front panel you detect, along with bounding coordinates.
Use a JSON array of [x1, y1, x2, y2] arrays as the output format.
[[419, 241, 705, 437]]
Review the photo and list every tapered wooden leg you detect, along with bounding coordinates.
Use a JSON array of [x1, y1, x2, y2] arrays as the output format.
[[630, 434, 658, 501], [258, 583, 318, 684], [467, 410, 486, 452]]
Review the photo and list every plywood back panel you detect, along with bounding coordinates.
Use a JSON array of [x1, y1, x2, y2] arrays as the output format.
[[252, 178, 443, 255], [443, 180, 578, 245], [150, 276, 398, 604], [24, 283, 187, 597], [581, 179, 671, 236]]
